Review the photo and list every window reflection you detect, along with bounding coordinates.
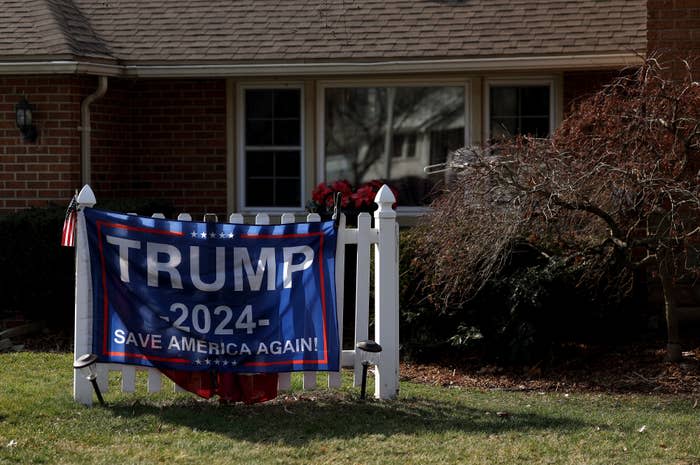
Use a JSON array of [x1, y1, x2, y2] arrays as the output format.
[[324, 86, 465, 207]]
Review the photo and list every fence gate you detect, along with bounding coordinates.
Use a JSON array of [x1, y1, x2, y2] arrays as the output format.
[[73, 185, 399, 404]]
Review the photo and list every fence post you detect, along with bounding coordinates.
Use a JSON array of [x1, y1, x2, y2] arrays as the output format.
[[73, 185, 96, 405], [373, 185, 399, 399]]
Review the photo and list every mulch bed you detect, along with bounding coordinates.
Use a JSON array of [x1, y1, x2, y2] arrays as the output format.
[[401, 344, 700, 394], [8, 323, 700, 395]]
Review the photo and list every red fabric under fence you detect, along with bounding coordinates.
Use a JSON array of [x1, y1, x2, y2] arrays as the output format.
[[161, 370, 278, 404]]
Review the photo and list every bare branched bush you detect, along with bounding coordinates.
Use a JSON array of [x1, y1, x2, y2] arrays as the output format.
[[412, 58, 700, 357]]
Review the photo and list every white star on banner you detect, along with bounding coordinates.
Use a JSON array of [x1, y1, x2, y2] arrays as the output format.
[[228, 232, 234, 238], [194, 359, 202, 365], [200, 232, 207, 239], [222, 360, 229, 366], [209, 232, 217, 238], [219, 232, 227, 238], [231, 361, 238, 366], [190, 231, 198, 238], [213, 359, 221, 365], [204, 359, 211, 365]]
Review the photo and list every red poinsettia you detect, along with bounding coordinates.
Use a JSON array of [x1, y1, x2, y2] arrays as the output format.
[[311, 180, 353, 208], [350, 184, 377, 209], [329, 180, 353, 208], [307, 179, 397, 215], [311, 182, 333, 205]]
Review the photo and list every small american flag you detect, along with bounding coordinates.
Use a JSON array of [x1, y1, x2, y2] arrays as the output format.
[[61, 194, 78, 247]]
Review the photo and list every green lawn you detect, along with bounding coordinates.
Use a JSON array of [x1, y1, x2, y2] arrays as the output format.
[[1, 352, 699, 465]]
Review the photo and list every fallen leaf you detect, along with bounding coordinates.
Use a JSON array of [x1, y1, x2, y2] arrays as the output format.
[[6, 440, 17, 448], [638, 425, 647, 433], [496, 411, 510, 418]]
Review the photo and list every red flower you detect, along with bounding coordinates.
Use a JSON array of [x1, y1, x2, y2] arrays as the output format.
[[330, 179, 352, 193], [310, 179, 398, 213], [367, 179, 383, 191], [327, 179, 352, 207], [350, 184, 376, 209], [311, 182, 333, 205]]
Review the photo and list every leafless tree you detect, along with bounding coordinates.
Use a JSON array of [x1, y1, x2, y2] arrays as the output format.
[[412, 58, 700, 360]]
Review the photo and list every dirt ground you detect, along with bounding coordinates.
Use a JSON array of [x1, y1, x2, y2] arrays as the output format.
[[401, 343, 700, 395], [14, 329, 700, 395]]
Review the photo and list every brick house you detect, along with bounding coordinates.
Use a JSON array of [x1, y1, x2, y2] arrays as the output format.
[[0, 0, 693, 217]]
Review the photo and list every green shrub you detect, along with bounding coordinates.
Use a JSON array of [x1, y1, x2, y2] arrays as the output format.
[[399, 230, 463, 358], [0, 206, 75, 328], [0, 198, 174, 329], [399, 232, 650, 364]]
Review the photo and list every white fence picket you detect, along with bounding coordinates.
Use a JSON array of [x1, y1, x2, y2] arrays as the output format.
[[147, 368, 162, 392], [255, 212, 270, 226], [165, 227, 191, 397], [121, 366, 136, 392], [302, 212, 322, 390], [275, 213, 293, 392], [373, 186, 400, 399], [73, 186, 96, 405], [353, 213, 372, 386], [96, 363, 109, 393], [328, 213, 346, 389], [73, 186, 399, 404]]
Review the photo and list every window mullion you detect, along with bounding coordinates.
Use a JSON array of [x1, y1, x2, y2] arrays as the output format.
[[242, 87, 302, 209]]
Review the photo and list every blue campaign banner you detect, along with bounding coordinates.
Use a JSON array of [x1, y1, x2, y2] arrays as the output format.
[[84, 208, 339, 373]]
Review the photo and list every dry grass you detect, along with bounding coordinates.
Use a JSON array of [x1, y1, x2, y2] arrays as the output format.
[[1, 352, 700, 465]]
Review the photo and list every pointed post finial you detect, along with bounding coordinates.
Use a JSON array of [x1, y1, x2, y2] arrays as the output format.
[[373, 184, 396, 219], [76, 185, 96, 208]]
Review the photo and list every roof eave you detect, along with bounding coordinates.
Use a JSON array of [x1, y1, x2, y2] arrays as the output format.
[[0, 60, 122, 76], [124, 53, 645, 77], [0, 53, 644, 77]]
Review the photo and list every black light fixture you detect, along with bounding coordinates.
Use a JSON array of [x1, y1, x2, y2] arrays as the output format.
[[73, 354, 106, 406], [356, 340, 382, 400], [15, 96, 37, 142]]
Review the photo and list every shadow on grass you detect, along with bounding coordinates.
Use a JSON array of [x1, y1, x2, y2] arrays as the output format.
[[104, 393, 589, 445]]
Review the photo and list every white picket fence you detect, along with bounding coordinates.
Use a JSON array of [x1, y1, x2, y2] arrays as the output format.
[[73, 184, 399, 405]]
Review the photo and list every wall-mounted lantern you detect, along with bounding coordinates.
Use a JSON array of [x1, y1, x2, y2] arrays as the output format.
[[15, 96, 37, 143]]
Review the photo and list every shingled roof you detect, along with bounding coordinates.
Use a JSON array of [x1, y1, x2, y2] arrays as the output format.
[[0, 0, 647, 74], [0, 0, 112, 60]]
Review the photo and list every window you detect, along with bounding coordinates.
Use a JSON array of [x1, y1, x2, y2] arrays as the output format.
[[241, 87, 302, 208], [322, 85, 466, 207], [488, 84, 551, 140], [392, 134, 417, 159]]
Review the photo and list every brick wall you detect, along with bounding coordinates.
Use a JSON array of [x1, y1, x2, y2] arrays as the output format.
[[0, 76, 227, 217], [648, 0, 700, 75], [0, 76, 84, 212], [126, 79, 227, 217], [90, 78, 134, 199]]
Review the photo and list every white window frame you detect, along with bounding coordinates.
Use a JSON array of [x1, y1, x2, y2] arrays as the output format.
[[317, 79, 472, 215], [483, 77, 558, 143], [237, 83, 305, 213]]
